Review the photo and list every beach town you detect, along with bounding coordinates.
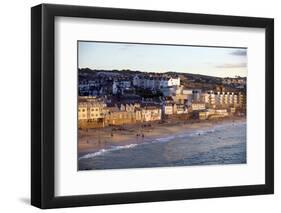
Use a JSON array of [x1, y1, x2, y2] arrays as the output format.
[[78, 68, 246, 158]]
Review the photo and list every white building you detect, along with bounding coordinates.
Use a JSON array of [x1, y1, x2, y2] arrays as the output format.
[[162, 104, 174, 115]]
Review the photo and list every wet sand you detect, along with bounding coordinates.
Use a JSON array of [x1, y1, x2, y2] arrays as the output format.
[[78, 117, 246, 157]]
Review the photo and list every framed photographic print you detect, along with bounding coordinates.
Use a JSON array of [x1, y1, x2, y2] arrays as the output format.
[[31, 3, 274, 209]]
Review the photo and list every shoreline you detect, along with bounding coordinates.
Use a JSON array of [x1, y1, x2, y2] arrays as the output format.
[[78, 116, 246, 157]]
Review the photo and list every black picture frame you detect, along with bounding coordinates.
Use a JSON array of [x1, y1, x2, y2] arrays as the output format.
[[31, 3, 274, 209]]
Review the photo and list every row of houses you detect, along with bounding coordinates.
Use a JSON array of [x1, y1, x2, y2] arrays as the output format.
[[78, 98, 163, 128], [80, 74, 181, 96], [78, 96, 201, 128], [78, 98, 234, 129], [133, 75, 180, 89]]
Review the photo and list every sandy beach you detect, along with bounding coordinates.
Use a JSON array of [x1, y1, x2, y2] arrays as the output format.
[[78, 116, 246, 157]]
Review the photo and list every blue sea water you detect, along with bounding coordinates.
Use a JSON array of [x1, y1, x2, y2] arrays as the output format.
[[78, 121, 246, 170]]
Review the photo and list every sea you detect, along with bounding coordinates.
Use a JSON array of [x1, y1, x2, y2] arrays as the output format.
[[78, 121, 246, 170]]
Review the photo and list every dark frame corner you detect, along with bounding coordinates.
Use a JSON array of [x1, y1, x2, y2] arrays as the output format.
[[31, 3, 274, 209]]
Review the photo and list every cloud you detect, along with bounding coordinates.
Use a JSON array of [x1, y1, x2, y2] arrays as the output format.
[[230, 49, 247, 56], [216, 62, 247, 68]]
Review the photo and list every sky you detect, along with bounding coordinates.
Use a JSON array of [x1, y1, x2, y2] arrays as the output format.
[[78, 41, 247, 78]]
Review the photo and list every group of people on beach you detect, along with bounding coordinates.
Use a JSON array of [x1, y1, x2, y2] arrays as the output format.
[[136, 133, 145, 138]]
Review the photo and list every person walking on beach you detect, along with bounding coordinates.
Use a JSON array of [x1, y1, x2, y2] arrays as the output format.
[[136, 133, 139, 143]]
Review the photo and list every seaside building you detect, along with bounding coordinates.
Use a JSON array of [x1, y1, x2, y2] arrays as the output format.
[[78, 97, 106, 121], [191, 102, 206, 111], [201, 91, 246, 109], [162, 103, 188, 116], [199, 109, 229, 120], [104, 110, 137, 126], [201, 91, 216, 107], [174, 104, 188, 114], [78, 97, 107, 128], [162, 96, 175, 116], [141, 105, 162, 122], [103, 102, 144, 125], [162, 104, 174, 115]]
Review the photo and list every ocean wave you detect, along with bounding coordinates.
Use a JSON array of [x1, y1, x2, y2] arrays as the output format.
[[79, 143, 138, 160], [154, 135, 177, 143]]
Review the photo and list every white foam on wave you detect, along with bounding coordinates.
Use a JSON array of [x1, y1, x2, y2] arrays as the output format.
[[79, 143, 138, 160], [154, 135, 177, 143]]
